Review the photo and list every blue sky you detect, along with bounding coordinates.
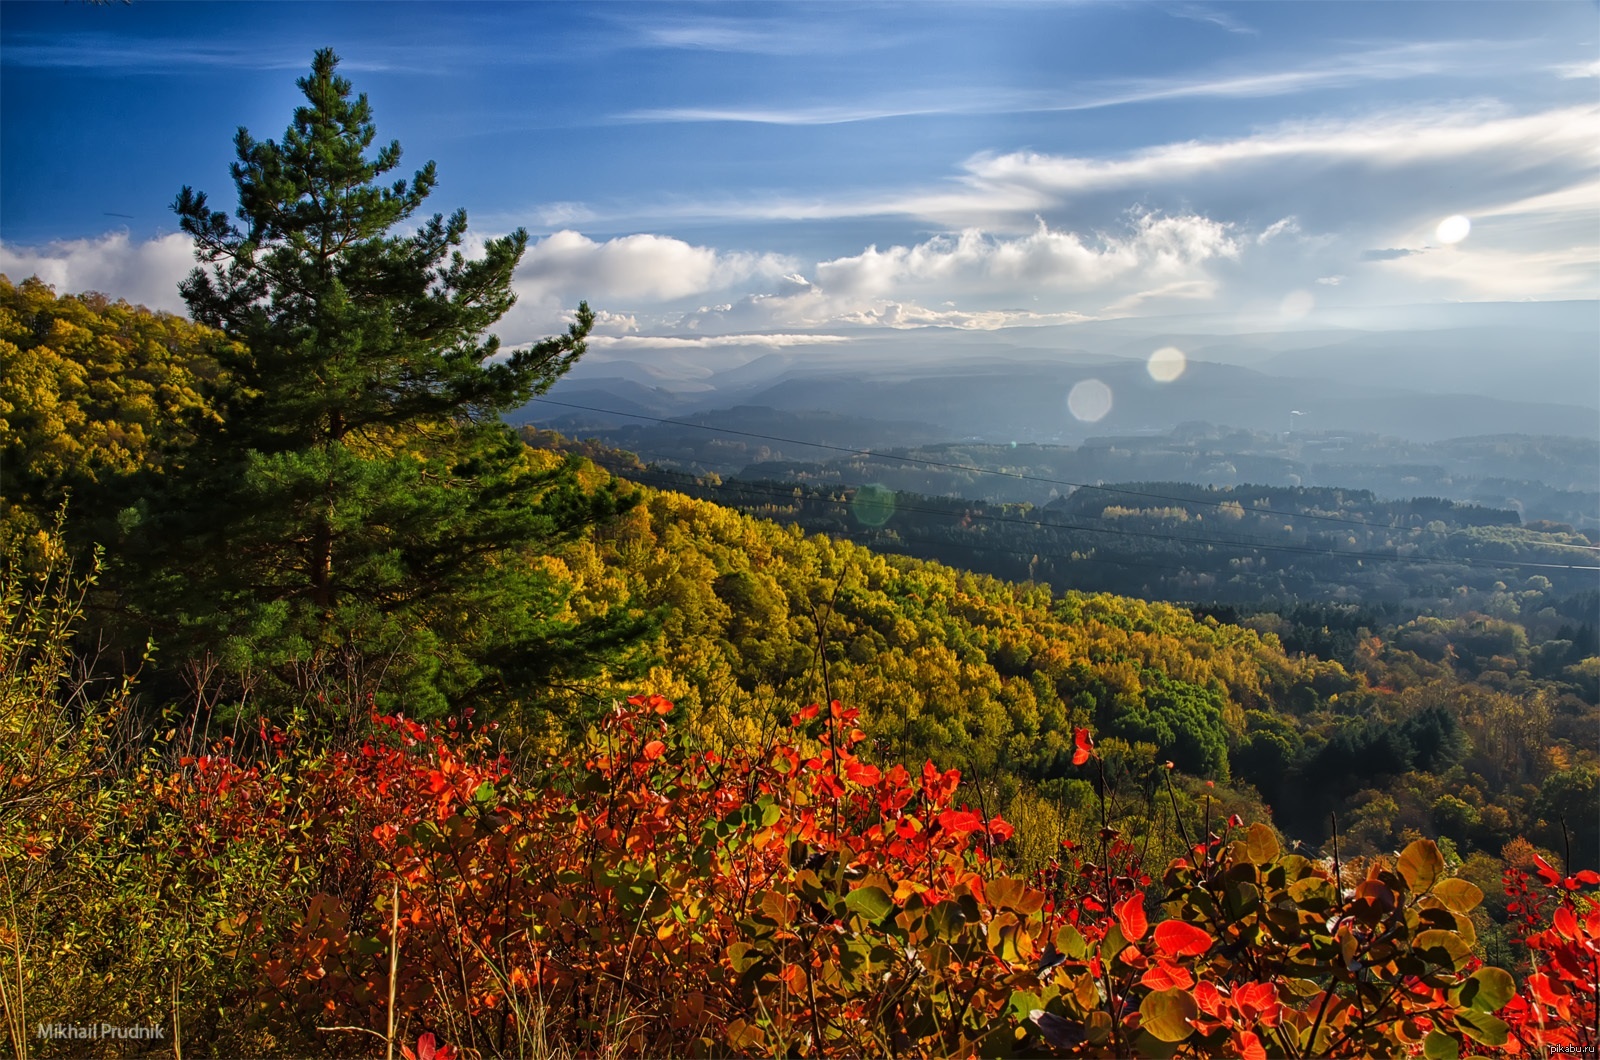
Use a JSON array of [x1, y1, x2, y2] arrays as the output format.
[[2, 1, 1595, 346]]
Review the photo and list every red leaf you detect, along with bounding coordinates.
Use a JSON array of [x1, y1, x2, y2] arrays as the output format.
[[1140, 960, 1194, 991], [1236, 1030, 1267, 1060], [642, 740, 667, 761], [1153, 919, 1213, 958], [844, 761, 881, 786], [1527, 972, 1567, 1008], [1235, 981, 1279, 1021], [1072, 728, 1095, 766], [937, 809, 983, 837], [1115, 893, 1148, 941], [1553, 904, 1579, 940], [1533, 853, 1563, 885]]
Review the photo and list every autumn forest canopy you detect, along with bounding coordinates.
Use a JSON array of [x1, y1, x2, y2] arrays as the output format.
[[0, 51, 1596, 1060]]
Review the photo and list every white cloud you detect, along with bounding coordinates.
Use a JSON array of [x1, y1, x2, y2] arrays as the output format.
[[515, 230, 793, 304], [1555, 58, 1600, 79], [586, 333, 852, 349], [614, 13, 880, 57], [622, 103, 1597, 239], [964, 105, 1598, 200], [1257, 216, 1301, 244], [1, 33, 446, 73], [531, 202, 597, 227], [0, 231, 194, 313], [668, 213, 1238, 332], [1102, 279, 1220, 315], [590, 310, 640, 334], [620, 42, 1499, 126], [1169, 4, 1259, 36], [1367, 178, 1600, 299], [814, 215, 1238, 299]]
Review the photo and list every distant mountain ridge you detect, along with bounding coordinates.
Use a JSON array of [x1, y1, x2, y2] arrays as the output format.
[[534, 353, 1598, 444]]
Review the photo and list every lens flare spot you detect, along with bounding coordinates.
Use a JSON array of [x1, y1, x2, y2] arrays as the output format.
[[1436, 214, 1471, 244], [1280, 290, 1315, 319], [1067, 379, 1113, 423], [1147, 346, 1187, 383], [851, 483, 896, 527]]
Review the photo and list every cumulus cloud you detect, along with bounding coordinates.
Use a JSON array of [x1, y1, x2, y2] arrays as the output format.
[[515, 230, 793, 304], [590, 310, 640, 334], [0, 231, 194, 313], [664, 213, 1238, 332], [814, 215, 1238, 299]]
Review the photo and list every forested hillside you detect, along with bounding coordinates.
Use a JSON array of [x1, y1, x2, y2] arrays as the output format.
[[516, 452, 1597, 870], [550, 443, 1597, 614]]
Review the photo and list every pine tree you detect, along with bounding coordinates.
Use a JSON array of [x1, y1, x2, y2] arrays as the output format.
[[128, 49, 643, 721]]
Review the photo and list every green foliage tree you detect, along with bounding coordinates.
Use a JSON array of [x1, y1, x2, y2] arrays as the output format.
[[0, 276, 230, 567], [126, 49, 641, 719]]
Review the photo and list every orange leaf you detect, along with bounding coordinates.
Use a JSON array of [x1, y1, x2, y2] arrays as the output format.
[[844, 761, 881, 786], [1235, 981, 1280, 1023], [937, 809, 983, 836], [1115, 893, 1148, 941], [642, 740, 667, 761], [1141, 960, 1194, 991], [1236, 1030, 1267, 1060], [1153, 919, 1213, 958]]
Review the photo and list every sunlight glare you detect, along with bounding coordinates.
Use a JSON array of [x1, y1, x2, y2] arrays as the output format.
[[1147, 346, 1187, 383], [1067, 379, 1113, 423], [1436, 215, 1471, 244], [851, 483, 896, 527], [1280, 290, 1315, 320]]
